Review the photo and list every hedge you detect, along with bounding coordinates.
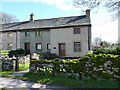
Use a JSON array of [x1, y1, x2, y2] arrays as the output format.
[[8, 48, 24, 57], [93, 47, 120, 55]]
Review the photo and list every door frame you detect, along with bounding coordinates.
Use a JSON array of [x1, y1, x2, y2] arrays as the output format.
[[58, 43, 66, 57]]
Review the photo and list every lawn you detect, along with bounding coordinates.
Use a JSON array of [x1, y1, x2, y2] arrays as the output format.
[[23, 71, 118, 88]]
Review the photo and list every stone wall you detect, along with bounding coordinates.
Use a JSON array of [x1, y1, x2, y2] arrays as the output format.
[[1, 55, 30, 71], [29, 54, 120, 80]]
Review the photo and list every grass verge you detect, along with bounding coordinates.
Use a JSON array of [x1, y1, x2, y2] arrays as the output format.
[[23, 72, 118, 88]]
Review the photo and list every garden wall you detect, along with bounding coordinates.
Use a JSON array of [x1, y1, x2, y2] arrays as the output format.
[[29, 54, 120, 81], [1, 55, 30, 71]]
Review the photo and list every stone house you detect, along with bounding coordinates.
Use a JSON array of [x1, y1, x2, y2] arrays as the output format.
[[0, 10, 91, 57]]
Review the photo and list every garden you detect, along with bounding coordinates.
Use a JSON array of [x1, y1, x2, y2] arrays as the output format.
[[23, 47, 119, 88], [1, 47, 119, 88], [0, 49, 29, 78]]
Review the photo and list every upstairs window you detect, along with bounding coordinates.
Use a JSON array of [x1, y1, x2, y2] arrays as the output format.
[[74, 28, 80, 34], [35, 30, 41, 36], [74, 42, 81, 51], [25, 31, 30, 37], [7, 33, 12, 37]]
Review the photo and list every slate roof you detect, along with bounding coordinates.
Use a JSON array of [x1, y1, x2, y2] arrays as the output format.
[[2, 15, 91, 31]]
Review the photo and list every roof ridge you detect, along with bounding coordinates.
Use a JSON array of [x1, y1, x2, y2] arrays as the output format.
[[2, 15, 86, 25], [35, 15, 86, 21]]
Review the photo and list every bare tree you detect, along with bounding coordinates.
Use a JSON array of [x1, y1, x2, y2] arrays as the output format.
[[93, 37, 102, 45], [0, 12, 18, 24], [73, 0, 120, 18]]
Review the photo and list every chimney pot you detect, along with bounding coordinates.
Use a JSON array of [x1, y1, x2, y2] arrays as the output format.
[[86, 9, 90, 17], [30, 13, 34, 21]]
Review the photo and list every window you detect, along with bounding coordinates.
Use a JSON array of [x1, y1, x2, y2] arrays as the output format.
[[74, 28, 80, 34], [74, 42, 81, 51], [35, 30, 41, 36], [7, 33, 12, 37], [25, 31, 30, 37], [7, 43, 12, 50], [60, 44, 65, 50], [47, 43, 51, 50], [36, 43, 42, 50]]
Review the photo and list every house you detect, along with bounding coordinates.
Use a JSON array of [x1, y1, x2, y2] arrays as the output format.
[[0, 10, 91, 57]]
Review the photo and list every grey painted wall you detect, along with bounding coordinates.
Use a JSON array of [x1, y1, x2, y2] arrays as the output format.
[[0, 32, 3, 50], [50, 27, 90, 57], [1, 26, 91, 57], [20, 29, 50, 54], [2, 32, 17, 50]]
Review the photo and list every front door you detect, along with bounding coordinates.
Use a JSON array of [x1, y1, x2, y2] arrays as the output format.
[[25, 42, 30, 55], [59, 43, 65, 56]]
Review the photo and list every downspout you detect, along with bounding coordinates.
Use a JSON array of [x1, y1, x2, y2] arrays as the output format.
[[16, 31, 17, 50], [88, 27, 90, 51]]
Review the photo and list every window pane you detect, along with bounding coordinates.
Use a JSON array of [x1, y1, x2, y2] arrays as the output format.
[[36, 43, 42, 50], [60, 44, 65, 50], [74, 28, 80, 34], [36, 31, 41, 36], [47, 43, 51, 50], [74, 42, 81, 51], [25, 31, 30, 36], [7, 33, 12, 37], [37, 44, 41, 49]]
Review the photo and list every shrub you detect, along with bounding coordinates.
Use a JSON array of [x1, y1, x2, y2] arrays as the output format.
[[38, 52, 58, 59], [116, 47, 120, 55], [8, 48, 24, 57], [93, 47, 120, 55]]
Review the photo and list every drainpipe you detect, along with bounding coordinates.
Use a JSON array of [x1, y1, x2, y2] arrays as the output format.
[[16, 31, 17, 50]]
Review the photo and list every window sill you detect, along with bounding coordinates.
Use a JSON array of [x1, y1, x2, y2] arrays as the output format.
[[35, 35, 41, 37], [74, 51, 81, 53]]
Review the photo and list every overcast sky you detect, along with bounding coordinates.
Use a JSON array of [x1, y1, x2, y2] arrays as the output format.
[[0, 0, 118, 43]]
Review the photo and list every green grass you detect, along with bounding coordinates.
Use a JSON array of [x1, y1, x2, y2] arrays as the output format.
[[23, 72, 118, 88], [0, 71, 15, 77], [19, 62, 29, 71]]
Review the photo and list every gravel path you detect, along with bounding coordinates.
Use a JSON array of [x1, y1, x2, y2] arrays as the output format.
[[0, 77, 64, 88]]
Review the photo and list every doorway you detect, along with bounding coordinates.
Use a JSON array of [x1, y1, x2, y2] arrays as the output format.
[[24, 42, 30, 55], [59, 43, 65, 56]]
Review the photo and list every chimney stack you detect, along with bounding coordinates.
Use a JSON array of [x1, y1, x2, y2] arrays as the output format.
[[86, 9, 90, 17], [30, 13, 34, 21]]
